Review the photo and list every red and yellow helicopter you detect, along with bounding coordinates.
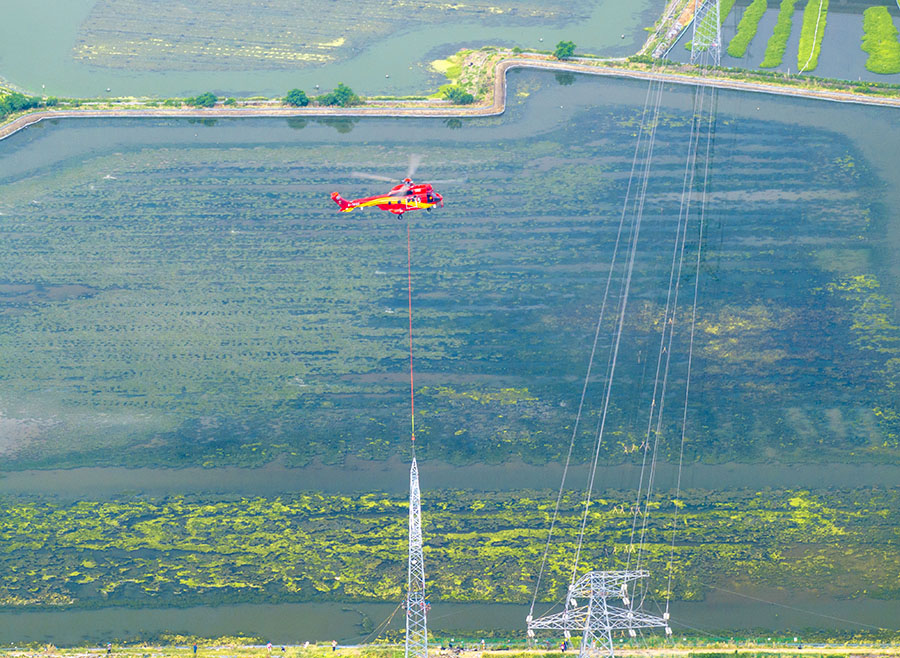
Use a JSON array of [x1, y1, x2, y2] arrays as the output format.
[[331, 155, 459, 217]]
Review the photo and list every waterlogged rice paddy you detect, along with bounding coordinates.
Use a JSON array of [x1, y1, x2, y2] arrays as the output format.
[[72, 0, 590, 71], [0, 0, 663, 97], [0, 72, 898, 472], [1, 72, 900, 638]]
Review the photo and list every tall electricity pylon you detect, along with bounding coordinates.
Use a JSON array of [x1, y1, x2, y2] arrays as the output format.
[[527, 571, 670, 658], [405, 455, 428, 658], [690, 0, 722, 68]]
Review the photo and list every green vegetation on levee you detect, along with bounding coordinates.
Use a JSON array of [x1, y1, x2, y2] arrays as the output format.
[[443, 85, 475, 104], [727, 0, 768, 58], [1, 487, 898, 611], [0, 90, 45, 119], [861, 6, 900, 75], [553, 40, 576, 60], [761, 0, 801, 68], [186, 92, 218, 108], [285, 88, 310, 107], [797, 0, 829, 72], [316, 82, 361, 106]]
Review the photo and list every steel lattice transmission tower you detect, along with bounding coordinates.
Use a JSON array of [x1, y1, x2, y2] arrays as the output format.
[[527, 571, 671, 658], [690, 0, 722, 67], [405, 455, 428, 658]]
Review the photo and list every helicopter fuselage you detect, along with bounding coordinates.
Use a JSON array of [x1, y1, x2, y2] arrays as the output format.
[[331, 182, 444, 216]]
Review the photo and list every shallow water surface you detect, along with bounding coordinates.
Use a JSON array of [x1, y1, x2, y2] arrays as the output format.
[[0, 0, 662, 97], [0, 71, 899, 638]]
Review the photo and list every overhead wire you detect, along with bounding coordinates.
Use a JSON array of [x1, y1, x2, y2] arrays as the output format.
[[571, 75, 668, 583], [665, 86, 717, 618], [630, 79, 711, 587], [529, 75, 664, 617]]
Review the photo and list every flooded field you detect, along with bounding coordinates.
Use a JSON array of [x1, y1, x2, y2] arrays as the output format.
[[0, 0, 663, 97], [1, 71, 899, 639], [1, 71, 898, 471]]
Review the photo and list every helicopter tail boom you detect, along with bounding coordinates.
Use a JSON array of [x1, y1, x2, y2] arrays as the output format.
[[331, 192, 355, 212]]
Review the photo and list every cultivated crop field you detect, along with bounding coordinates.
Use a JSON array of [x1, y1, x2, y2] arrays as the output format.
[[0, 73, 897, 471]]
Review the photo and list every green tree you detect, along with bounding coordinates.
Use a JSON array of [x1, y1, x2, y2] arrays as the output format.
[[284, 89, 309, 107], [554, 40, 576, 60], [0, 92, 42, 118], [443, 85, 475, 105], [316, 83, 360, 107], [186, 92, 218, 108]]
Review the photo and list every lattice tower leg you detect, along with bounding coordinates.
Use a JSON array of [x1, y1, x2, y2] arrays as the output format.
[[690, 0, 722, 68], [405, 457, 428, 658], [581, 588, 615, 658]]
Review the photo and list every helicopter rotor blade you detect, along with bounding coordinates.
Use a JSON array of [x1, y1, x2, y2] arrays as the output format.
[[406, 154, 423, 180], [422, 178, 466, 185], [351, 171, 397, 183]]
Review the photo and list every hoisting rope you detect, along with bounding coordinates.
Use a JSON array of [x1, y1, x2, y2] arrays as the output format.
[[529, 76, 664, 618], [407, 222, 416, 444]]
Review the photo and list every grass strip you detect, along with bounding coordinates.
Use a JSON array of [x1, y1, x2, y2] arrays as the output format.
[[861, 6, 900, 74], [797, 0, 829, 72], [760, 0, 801, 67], [727, 0, 769, 58]]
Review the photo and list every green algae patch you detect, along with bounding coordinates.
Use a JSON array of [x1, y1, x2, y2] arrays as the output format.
[[2, 488, 900, 610], [727, 0, 768, 58], [861, 6, 900, 75], [430, 52, 467, 83], [761, 0, 801, 68], [797, 0, 829, 72]]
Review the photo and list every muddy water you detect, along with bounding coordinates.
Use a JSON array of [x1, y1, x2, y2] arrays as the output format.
[[2, 460, 899, 500], [4, 595, 900, 644]]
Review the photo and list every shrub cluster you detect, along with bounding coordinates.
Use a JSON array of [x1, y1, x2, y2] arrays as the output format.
[[185, 92, 218, 107], [0, 91, 43, 118], [316, 82, 360, 106], [284, 88, 309, 107], [443, 85, 475, 104]]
